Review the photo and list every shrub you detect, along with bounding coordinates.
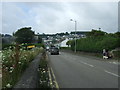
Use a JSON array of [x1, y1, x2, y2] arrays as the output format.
[[2, 45, 42, 89], [70, 35, 119, 53]]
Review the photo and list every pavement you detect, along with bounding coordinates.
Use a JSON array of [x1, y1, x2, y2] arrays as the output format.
[[48, 51, 119, 88]]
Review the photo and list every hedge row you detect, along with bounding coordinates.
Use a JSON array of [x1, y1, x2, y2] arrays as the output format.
[[70, 35, 119, 53]]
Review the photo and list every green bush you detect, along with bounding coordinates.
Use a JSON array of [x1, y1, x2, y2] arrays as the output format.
[[2, 46, 42, 89], [2, 44, 15, 50], [70, 35, 119, 53], [60, 47, 70, 49]]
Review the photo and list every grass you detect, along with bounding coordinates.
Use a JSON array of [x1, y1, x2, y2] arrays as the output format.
[[2, 45, 43, 89], [38, 51, 52, 88]]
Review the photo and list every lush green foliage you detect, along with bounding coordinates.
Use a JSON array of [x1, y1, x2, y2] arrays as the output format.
[[38, 51, 51, 88], [14, 27, 35, 44], [86, 29, 106, 37], [2, 45, 42, 88], [70, 30, 119, 53], [60, 47, 71, 50], [66, 40, 72, 47], [2, 44, 15, 50]]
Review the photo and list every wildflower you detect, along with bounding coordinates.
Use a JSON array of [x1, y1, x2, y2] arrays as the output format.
[[43, 71, 46, 73], [5, 67, 8, 70], [20, 48, 23, 51], [18, 62, 21, 64], [6, 83, 11, 88], [9, 46, 12, 49], [9, 70, 13, 73], [2, 55, 5, 58], [10, 67, 14, 70]]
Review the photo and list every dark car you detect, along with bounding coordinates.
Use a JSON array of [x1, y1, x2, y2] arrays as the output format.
[[50, 47, 59, 55]]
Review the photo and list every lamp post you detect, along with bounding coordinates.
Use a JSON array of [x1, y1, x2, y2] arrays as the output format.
[[70, 19, 77, 53]]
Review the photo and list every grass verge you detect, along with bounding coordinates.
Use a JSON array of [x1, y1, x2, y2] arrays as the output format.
[[38, 51, 52, 88], [2, 46, 43, 89]]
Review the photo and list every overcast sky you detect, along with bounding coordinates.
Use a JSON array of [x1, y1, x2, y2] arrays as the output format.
[[1, 1, 119, 35]]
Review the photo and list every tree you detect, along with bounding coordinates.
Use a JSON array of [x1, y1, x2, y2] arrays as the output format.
[[87, 29, 106, 37], [65, 32, 69, 35], [66, 40, 72, 47], [38, 36, 42, 43], [14, 27, 35, 44]]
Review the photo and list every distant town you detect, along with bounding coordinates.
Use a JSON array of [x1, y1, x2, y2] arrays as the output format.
[[1, 31, 90, 49]]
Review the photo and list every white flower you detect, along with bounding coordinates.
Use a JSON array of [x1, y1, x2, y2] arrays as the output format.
[[18, 62, 21, 64], [9, 70, 13, 73], [6, 83, 11, 88], [2, 55, 5, 58], [43, 71, 46, 73], [20, 49, 23, 51], [10, 67, 14, 70], [5, 67, 8, 70]]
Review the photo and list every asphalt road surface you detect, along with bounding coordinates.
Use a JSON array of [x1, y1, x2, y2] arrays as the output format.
[[48, 51, 119, 88]]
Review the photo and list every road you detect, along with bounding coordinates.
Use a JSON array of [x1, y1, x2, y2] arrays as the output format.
[[48, 51, 119, 88]]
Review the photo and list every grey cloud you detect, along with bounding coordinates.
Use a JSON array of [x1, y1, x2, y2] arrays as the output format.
[[2, 2, 118, 35]]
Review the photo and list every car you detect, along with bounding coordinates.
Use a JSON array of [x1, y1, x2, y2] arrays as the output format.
[[50, 47, 59, 55]]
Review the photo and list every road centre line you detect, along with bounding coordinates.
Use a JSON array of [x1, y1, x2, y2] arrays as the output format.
[[80, 61, 94, 67], [109, 62, 118, 65], [104, 70, 120, 77], [80, 61, 119, 77]]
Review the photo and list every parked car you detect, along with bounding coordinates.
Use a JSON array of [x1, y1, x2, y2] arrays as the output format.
[[50, 47, 59, 55]]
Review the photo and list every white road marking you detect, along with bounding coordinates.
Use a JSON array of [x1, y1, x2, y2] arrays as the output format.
[[109, 62, 118, 65], [113, 62, 118, 64], [104, 70, 120, 77], [80, 61, 94, 67]]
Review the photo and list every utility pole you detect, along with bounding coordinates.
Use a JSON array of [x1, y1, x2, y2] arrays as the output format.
[[70, 19, 77, 53]]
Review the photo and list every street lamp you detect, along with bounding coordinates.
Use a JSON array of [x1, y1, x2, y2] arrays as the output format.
[[70, 19, 77, 53]]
